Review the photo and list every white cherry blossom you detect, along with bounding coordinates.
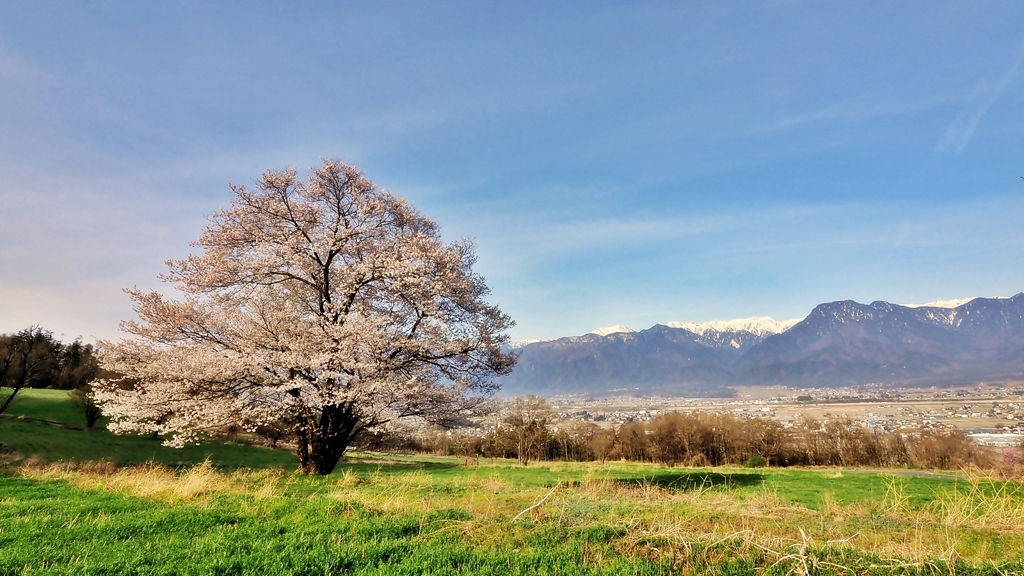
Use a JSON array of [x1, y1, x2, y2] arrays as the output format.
[[94, 159, 515, 474]]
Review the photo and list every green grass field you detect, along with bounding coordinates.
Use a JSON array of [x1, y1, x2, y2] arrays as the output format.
[[2, 389, 1024, 575], [0, 388, 297, 469]]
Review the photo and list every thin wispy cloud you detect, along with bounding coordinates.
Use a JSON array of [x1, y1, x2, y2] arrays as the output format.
[[0, 44, 44, 84], [468, 204, 854, 280], [937, 41, 1024, 154], [763, 93, 953, 133], [475, 194, 1024, 341], [766, 99, 886, 132], [480, 196, 1024, 270]]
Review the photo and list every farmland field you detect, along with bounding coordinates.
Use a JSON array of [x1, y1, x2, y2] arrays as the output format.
[[2, 390, 1024, 575]]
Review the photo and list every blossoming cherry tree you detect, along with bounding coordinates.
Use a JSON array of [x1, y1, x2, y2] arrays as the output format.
[[95, 159, 515, 474]]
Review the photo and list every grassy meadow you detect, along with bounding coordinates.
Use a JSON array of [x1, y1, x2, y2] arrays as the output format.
[[0, 388, 297, 470], [2, 389, 1024, 575]]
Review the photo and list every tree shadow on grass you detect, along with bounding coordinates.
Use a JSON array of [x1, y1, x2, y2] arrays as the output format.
[[335, 459, 461, 475], [615, 470, 765, 492]]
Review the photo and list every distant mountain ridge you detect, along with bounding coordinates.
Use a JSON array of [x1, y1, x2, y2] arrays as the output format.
[[500, 294, 1024, 395]]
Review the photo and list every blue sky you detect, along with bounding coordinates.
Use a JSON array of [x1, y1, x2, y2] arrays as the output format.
[[2, 2, 1024, 342]]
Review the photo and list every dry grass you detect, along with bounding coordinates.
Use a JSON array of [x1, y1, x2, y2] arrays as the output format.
[[13, 459, 1024, 570], [530, 472, 1024, 566], [17, 459, 286, 502], [930, 474, 1024, 530]]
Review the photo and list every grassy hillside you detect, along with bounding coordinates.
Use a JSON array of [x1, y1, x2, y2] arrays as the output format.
[[2, 388, 1023, 574], [0, 388, 296, 469]]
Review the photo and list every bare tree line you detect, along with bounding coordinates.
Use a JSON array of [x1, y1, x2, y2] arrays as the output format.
[[405, 397, 997, 471]]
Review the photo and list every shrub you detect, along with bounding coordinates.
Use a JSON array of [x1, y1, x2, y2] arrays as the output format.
[[743, 455, 766, 468], [69, 388, 103, 429], [908, 429, 989, 470]]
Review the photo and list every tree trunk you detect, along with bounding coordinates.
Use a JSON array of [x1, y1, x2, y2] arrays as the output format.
[[294, 403, 365, 475], [516, 435, 530, 466]]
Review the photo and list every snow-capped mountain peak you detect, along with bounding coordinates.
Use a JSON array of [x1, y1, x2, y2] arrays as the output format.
[[591, 324, 634, 336], [664, 316, 801, 338], [903, 297, 978, 309], [511, 338, 550, 349]]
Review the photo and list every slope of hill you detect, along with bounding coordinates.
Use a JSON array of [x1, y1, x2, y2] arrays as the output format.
[[0, 388, 296, 468]]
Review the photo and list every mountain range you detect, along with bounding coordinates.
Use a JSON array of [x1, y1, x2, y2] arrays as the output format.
[[499, 294, 1024, 396]]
